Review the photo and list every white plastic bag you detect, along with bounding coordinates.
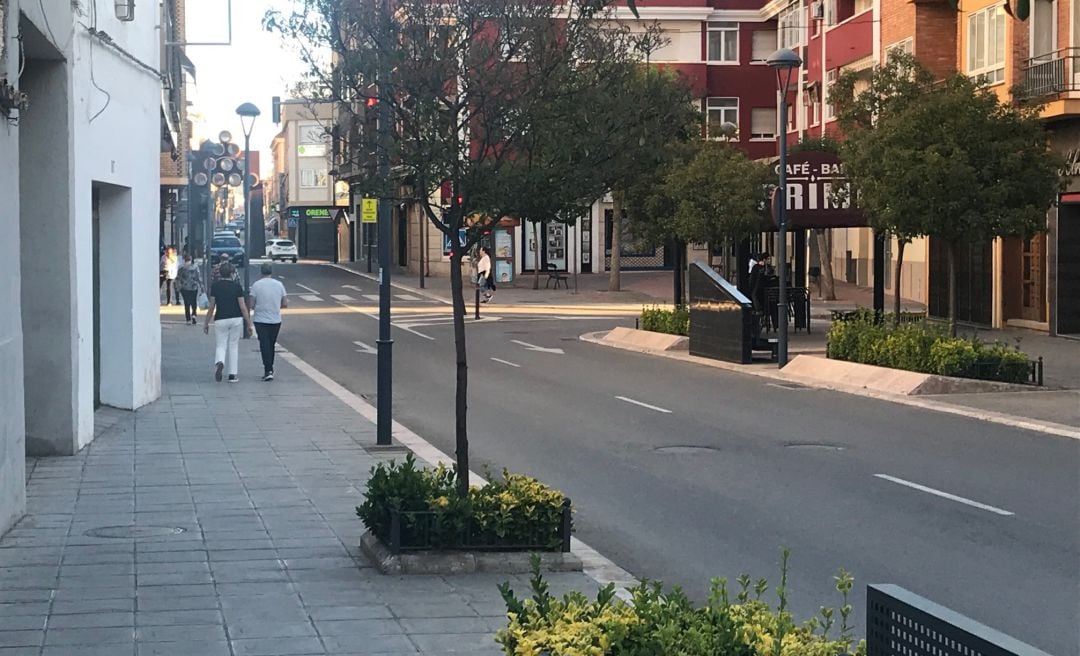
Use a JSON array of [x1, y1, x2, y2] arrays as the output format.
[[197, 292, 209, 310]]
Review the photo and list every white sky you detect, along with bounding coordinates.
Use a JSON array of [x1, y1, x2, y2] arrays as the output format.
[[184, 0, 309, 178]]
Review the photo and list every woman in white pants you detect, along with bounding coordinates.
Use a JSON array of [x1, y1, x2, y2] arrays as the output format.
[[203, 262, 255, 382]]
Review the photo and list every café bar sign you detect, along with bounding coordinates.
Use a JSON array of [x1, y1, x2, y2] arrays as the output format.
[[772, 152, 866, 229]]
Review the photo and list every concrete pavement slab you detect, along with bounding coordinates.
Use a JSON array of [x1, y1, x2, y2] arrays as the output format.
[[0, 322, 606, 655]]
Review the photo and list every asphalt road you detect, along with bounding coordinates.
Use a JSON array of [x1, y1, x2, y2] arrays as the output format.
[[268, 263, 1078, 655]]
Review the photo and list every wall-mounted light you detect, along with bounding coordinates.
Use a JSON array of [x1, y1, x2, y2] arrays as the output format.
[[115, 0, 135, 22]]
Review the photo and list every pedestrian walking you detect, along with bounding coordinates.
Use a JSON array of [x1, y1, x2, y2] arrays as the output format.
[[211, 253, 238, 284], [203, 262, 254, 383], [249, 263, 288, 381], [177, 254, 202, 325], [161, 247, 179, 305], [477, 246, 495, 303]]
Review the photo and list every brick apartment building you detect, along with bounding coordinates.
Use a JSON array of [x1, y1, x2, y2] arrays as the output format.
[[769, 0, 1077, 334]]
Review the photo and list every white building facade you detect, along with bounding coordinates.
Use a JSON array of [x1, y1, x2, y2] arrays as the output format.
[[0, 0, 163, 535]]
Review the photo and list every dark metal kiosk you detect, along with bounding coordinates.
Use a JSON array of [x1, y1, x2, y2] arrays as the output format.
[[689, 262, 776, 364]]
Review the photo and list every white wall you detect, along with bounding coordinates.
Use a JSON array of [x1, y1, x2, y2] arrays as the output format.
[[17, 0, 161, 458], [0, 0, 27, 535]]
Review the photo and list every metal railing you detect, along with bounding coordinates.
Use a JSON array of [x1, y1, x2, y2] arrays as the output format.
[[867, 585, 1053, 656], [387, 498, 572, 555], [1019, 48, 1080, 99]]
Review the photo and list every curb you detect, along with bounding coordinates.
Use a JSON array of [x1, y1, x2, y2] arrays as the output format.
[[276, 345, 639, 599], [580, 331, 1080, 441]]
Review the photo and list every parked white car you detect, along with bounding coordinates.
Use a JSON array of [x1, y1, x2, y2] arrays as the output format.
[[265, 238, 298, 263]]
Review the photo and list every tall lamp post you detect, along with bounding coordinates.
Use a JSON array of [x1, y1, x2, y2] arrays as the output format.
[[766, 48, 802, 368], [236, 102, 261, 297]]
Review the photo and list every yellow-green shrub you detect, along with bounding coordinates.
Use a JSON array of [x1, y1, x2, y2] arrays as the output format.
[[497, 552, 866, 656]]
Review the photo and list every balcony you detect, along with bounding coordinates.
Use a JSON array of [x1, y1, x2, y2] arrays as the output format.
[[1020, 49, 1080, 100]]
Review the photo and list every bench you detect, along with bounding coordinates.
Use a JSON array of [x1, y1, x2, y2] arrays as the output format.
[[545, 265, 568, 289]]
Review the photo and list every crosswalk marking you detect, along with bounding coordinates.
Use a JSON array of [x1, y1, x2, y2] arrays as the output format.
[[363, 294, 380, 301], [395, 294, 422, 301], [298, 294, 322, 302], [331, 294, 356, 302]]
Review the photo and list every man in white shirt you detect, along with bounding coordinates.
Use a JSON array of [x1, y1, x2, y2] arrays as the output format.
[[249, 263, 288, 381]]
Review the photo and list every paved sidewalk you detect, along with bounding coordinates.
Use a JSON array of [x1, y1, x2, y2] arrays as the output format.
[[0, 324, 599, 655]]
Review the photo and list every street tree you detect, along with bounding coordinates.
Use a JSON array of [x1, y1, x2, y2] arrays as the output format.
[[266, 0, 689, 493], [624, 140, 771, 303], [832, 54, 1061, 334]]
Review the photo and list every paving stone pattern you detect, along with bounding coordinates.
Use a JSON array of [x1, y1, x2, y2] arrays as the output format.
[[0, 323, 600, 655]]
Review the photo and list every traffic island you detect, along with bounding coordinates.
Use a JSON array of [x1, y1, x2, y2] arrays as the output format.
[[356, 454, 581, 575]]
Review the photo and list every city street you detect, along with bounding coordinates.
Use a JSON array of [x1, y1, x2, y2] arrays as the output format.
[[265, 263, 1079, 655]]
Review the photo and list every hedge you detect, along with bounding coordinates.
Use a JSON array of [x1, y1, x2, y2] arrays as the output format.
[[826, 313, 1031, 384], [356, 455, 568, 551], [640, 306, 689, 336], [497, 551, 865, 656]]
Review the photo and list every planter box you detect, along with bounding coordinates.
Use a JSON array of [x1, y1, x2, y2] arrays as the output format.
[[782, 355, 1040, 395], [360, 530, 583, 575], [603, 326, 688, 352]]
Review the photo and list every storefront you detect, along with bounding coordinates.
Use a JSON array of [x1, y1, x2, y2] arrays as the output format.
[[288, 206, 345, 261]]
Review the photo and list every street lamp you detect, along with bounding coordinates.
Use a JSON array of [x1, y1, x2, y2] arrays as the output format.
[[235, 102, 261, 297], [767, 48, 802, 368]]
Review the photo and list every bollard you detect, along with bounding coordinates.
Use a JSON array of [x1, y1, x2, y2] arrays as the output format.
[[475, 285, 481, 320]]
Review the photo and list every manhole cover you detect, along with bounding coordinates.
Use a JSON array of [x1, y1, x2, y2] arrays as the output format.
[[84, 526, 186, 539], [785, 442, 847, 451], [656, 445, 720, 454]]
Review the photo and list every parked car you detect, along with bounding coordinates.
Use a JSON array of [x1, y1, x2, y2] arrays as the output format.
[[210, 234, 245, 267], [265, 239, 298, 263]]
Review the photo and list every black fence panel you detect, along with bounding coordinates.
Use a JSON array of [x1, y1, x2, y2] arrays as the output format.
[[867, 585, 1052, 656]]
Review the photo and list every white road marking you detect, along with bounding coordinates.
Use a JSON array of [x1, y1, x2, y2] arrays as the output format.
[[490, 357, 521, 368], [353, 340, 377, 355], [874, 474, 1014, 516], [362, 294, 380, 302], [296, 283, 320, 294], [331, 294, 356, 302], [511, 339, 565, 355], [298, 294, 322, 302], [342, 284, 365, 292], [394, 324, 435, 341], [615, 396, 672, 414], [395, 294, 422, 301]]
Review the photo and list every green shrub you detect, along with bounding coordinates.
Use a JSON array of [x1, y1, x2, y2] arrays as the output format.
[[640, 305, 689, 336], [827, 311, 1032, 384], [356, 456, 567, 550], [928, 339, 978, 377], [497, 551, 865, 656]]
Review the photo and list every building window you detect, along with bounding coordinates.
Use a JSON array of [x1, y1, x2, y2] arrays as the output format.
[[707, 22, 739, 62], [751, 30, 777, 62], [706, 97, 739, 139], [779, 3, 803, 49], [967, 5, 1006, 84], [824, 0, 837, 27], [750, 108, 777, 140], [824, 69, 837, 120], [886, 38, 913, 60], [300, 166, 328, 188], [854, 0, 873, 14], [788, 104, 795, 131]]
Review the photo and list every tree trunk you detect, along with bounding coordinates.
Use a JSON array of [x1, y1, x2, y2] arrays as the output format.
[[706, 243, 714, 272], [672, 240, 683, 306], [892, 240, 906, 328], [608, 191, 623, 292], [532, 221, 541, 290], [814, 229, 836, 301], [448, 249, 470, 495], [947, 239, 958, 338]]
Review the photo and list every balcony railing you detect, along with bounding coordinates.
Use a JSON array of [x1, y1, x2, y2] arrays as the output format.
[[1019, 48, 1080, 99]]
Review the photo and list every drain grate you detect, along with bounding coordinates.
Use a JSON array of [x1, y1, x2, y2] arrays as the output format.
[[655, 445, 720, 454], [84, 526, 186, 539]]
